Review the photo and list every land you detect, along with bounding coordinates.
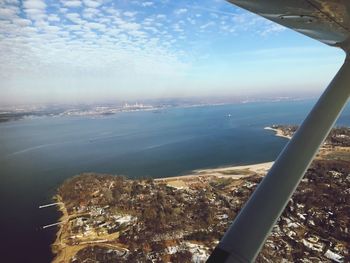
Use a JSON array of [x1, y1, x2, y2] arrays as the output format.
[[52, 126, 350, 263], [266, 125, 350, 162], [0, 103, 165, 123], [267, 125, 350, 146], [0, 96, 307, 123]]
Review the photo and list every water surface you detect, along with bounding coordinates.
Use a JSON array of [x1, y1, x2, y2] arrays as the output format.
[[1, 100, 349, 262]]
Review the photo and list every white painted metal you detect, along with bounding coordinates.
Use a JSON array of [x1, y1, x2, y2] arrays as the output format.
[[227, 0, 350, 50]]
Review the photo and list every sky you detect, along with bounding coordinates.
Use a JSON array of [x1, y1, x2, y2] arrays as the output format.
[[0, 0, 346, 105]]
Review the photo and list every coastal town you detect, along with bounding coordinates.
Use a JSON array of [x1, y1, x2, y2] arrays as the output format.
[[0, 102, 163, 123], [52, 126, 350, 262]]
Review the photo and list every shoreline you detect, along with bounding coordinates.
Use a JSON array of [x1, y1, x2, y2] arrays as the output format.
[[155, 161, 274, 182], [51, 160, 275, 261], [51, 125, 286, 259], [51, 195, 69, 263], [264, 126, 292, 139], [50, 125, 350, 261]]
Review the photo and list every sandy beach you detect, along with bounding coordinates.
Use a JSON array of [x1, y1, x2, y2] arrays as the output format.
[[155, 161, 274, 184]]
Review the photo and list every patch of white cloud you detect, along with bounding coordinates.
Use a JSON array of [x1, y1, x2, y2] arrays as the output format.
[[2, 0, 20, 4], [61, 0, 82, 8], [47, 14, 60, 22], [142, 2, 154, 7], [66, 12, 84, 24], [23, 0, 46, 10], [259, 23, 286, 36], [156, 14, 166, 19], [23, 0, 47, 21], [12, 18, 32, 26], [0, 6, 18, 20], [82, 7, 100, 19], [174, 8, 187, 15], [123, 11, 137, 18], [83, 0, 102, 8]]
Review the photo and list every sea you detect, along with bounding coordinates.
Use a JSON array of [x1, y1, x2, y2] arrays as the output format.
[[1, 99, 350, 263]]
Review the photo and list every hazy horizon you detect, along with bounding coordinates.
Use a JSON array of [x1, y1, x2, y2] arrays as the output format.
[[0, 91, 322, 108]]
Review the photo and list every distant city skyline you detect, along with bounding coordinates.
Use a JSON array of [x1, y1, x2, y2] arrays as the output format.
[[0, 0, 345, 105]]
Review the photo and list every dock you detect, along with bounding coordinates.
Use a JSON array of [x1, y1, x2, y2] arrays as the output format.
[[39, 202, 62, 209], [42, 220, 67, 229]]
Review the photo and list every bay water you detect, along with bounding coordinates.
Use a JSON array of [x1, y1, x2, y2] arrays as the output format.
[[1, 100, 349, 262]]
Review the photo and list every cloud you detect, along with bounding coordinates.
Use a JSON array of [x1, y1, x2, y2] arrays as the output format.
[[3, 0, 20, 4], [23, 0, 46, 9], [66, 12, 84, 24], [85, 21, 106, 31], [156, 14, 166, 19], [83, 0, 102, 8], [0, 0, 294, 104], [82, 7, 100, 19], [173, 23, 183, 32], [142, 2, 154, 7], [123, 11, 137, 17], [23, 0, 47, 21], [259, 23, 286, 36], [47, 14, 60, 22], [119, 21, 141, 31], [12, 18, 32, 26], [174, 8, 187, 15], [0, 7, 18, 19], [61, 0, 82, 8]]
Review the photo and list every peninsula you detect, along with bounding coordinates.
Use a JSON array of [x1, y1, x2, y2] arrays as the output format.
[[52, 126, 350, 262]]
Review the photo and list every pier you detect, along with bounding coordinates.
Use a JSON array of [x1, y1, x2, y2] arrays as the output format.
[[42, 220, 67, 229], [39, 202, 62, 209]]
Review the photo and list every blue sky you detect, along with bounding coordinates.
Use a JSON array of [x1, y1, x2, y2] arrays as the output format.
[[0, 0, 345, 104]]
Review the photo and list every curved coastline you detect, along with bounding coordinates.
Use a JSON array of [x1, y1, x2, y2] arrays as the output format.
[[264, 126, 292, 139], [51, 125, 288, 260]]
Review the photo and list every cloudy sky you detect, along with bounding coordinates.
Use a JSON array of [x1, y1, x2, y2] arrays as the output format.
[[0, 0, 345, 105]]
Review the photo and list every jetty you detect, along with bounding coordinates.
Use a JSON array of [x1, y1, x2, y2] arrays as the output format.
[[39, 202, 62, 209], [42, 220, 67, 229]]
